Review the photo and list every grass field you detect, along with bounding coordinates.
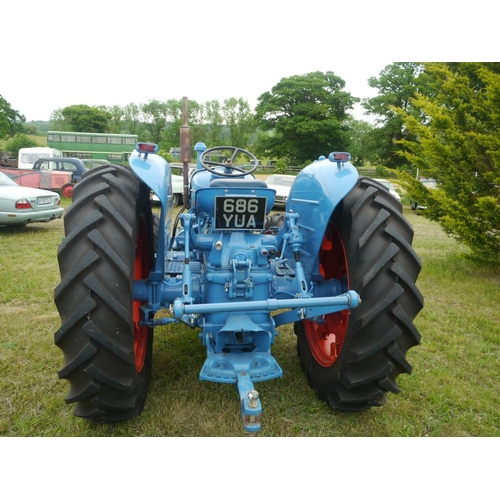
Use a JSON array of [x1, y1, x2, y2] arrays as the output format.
[[0, 198, 499, 438], [0, 135, 46, 151]]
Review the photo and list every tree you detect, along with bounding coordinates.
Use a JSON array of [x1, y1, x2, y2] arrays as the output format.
[[0, 95, 26, 139], [161, 99, 186, 148], [222, 98, 254, 148], [363, 63, 424, 169], [199, 99, 225, 146], [105, 105, 125, 134], [254, 71, 357, 165], [141, 99, 167, 144], [122, 102, 143, 136], [397, 62, 500, 263], [60, 104, 112, 132], [139, 98, 196, 149], [343, 117, 378, 166], [49, 108, 67, 131]]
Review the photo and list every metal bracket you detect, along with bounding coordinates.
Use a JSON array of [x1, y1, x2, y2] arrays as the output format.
[[237, 372, 262, 434]]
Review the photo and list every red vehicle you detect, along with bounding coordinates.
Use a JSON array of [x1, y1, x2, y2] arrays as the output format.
[[0, 167, 72, 195], [0, 157, 87, 197]]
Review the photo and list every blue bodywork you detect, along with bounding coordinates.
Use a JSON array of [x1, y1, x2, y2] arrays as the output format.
[[131, 143, 360, 433]]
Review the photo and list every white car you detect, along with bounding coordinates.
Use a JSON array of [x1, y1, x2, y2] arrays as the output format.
[[152, 167, 196, 206], [265, 174, 296, 207], [410, 178, 437, 210], [373, 178, 401, 202], [0, 172, 64, 226]]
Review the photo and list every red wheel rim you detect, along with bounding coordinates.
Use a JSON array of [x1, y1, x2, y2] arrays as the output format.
[[62, 185, 73, 198], [133, 215, 151, 372], [304, 224, 349, 367]]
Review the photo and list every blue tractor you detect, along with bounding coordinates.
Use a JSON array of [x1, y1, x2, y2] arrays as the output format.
[[54, 115, 423, 434]]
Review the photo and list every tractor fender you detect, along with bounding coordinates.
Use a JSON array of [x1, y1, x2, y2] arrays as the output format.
[[285, 157, 359, 278], [129, 149, 173, 207], [129, 149, 173, 268]]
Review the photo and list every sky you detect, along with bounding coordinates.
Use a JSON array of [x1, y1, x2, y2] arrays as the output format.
[[3, 1, 496, 124]]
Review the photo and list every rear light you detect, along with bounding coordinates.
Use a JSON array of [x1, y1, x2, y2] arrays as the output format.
[[328, 152, 351, 162], [136, 142, 159, 157], [15, 198, 32, 209]]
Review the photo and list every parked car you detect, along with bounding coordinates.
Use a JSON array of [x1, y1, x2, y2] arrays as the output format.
[[0, 172, 64, 226], [152, 167, 196, 206], [33, 157, 88, 182], [81, 159, 111, 169], [373, 178, 401, 202], [410, 178, 437, 210], [264, 174, 296, 207]]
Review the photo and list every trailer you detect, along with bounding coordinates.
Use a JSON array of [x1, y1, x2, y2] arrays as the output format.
[[18, 147, 62, 170]]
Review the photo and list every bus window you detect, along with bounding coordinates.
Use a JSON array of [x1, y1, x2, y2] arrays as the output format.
[[76, 135, 92, 143]]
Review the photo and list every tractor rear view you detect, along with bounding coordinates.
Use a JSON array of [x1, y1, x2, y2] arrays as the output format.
[[53, 100, 423, 434]]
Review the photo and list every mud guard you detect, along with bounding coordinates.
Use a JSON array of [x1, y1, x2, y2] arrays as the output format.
[[285, 157, 359, 277], [129, 149, 173, 275]]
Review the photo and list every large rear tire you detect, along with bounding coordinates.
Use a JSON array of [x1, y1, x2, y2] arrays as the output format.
[[295, 177, 423, 410], [54, 164, 155, 422]]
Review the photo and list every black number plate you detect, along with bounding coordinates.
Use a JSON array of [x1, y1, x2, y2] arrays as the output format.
[[214, 196, 267, 230]]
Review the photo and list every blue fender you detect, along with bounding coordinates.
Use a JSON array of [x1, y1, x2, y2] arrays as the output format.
[[285, 157, 359, 277], [129, 149, 173, 273]]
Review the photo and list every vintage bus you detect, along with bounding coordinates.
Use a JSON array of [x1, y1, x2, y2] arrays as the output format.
[[47, 131, 139, 165]]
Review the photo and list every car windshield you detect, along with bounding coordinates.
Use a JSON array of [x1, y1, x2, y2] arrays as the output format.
[[374, 179, 394, 190], [20, 153, 43, 163], [422, 179, 437, 188], [267, 175, 294, 186], [0, 172, 19, 186]]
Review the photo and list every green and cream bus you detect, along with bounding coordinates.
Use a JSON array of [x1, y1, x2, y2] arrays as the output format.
[[47, 131, 138, 165]]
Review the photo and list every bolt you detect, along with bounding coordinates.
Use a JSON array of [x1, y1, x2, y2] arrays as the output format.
[[248, 390, 259, 408]]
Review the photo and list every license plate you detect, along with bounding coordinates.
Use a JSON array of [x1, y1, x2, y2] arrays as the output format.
[[37, 196, 52, 205], [214, 196, 267, 230]]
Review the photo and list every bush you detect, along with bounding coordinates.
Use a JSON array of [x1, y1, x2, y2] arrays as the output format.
[[274, 159, 287, 174], [5, 134, 39, 156], [375, 164, 390, 177], [158, 149, 178, 163]]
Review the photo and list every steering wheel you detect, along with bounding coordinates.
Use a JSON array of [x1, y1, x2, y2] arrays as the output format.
[[199, 146, 259, 178]]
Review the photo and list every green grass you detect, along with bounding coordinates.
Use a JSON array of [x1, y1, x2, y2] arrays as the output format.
[[0, 135, 46, 151], [0, 201, 499, 437]]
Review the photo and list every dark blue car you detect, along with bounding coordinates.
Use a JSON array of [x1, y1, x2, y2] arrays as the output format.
[[33, 157, 88, 182]]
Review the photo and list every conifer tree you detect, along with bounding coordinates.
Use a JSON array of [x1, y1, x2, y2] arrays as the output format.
[[398, 62, 500, 262]]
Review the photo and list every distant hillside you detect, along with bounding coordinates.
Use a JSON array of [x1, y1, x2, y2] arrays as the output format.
[[27, 121, 50, 134], [0, 134, 46, 151]]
